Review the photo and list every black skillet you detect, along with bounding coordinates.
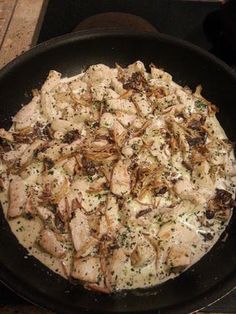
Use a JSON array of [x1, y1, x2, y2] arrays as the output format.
[[0, 31, 236, 314]]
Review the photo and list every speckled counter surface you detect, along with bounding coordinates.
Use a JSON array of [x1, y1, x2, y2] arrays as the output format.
[[0, 0, 47, 68]]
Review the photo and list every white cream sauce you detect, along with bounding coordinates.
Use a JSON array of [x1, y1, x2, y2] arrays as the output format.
[[0, 62, 235, 291]]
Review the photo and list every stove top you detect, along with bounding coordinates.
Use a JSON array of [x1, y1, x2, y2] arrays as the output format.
[[1, 0, 236, 312], [38, 0, 236, 69]]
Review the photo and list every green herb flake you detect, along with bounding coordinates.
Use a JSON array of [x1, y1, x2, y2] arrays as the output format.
[[195, 100, 207, 111]]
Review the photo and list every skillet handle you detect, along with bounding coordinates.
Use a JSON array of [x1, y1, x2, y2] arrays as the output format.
[[73, 12, 159, 34]]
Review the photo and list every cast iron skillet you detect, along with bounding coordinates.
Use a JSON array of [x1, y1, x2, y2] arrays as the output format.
[[0, 31, 236, 314]]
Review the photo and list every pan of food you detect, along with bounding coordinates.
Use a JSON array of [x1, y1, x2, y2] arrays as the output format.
[[0, 31, 235, 314]]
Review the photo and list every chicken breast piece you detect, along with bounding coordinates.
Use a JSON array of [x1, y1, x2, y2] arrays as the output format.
[[166, 244, 191, 272], [82, 64, 116, 84], [112, 120, 127, 147], [131, 237, 156, 267], [37, 206, 54, 221], [12, 95, 40, 130], [100, 112, 115, 129], [69, 210, 90, 252], [106, 98, 137, 114], [115, 111, 136, 127], [105, 248, 129, 290], [71, 256, 101, 283], [132, 93, 153, 117], [174, 178, 206, 204], [0, 128, 14, 142], [38, 229, 65, 258], [105, 194, 121, 232], [110, 160, 131, 197], [8, 175, 27, 218], [19, 139, 44, 167]]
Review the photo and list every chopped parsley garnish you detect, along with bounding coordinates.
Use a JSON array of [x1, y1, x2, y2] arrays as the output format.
[[195, 100, 207, 110]]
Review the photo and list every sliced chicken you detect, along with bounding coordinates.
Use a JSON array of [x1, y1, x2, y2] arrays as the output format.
[[132, 93, 153, 117], [88, 177, 107, 193], [63, 157, 76, 176], [70, 79, 87, 102], [131, 237, 156, 267], [106, 98, 137, 114], [166, 244, 191, 273], [105, 194, 121, 232], [19, 139, 44, 167], [40, 71, 61, 120], [112, 120, 127, 147], [100, 112, 115, 129], [37, 206, 54, 221], [13, 95, 40, 130], [111, 77, 125, 95], [151, 66, 172, 83], [82, 64, 116, 84], [91, 81, 107, 101], [8, 175, 27, 218], [3, 144, 28, 163], [127, 61, 146, 75], [38, 229, 65, 258], [41, 70, 61, 93], [69, 210, 90, 252], [0, 128, 14, 142], [110, 160, 131, 197], [174, 178, 205, 204], [71, 256, 101, 283], [105, 248, 129, 290], [192, 160, 214, 189], [115, 111, 136, 127], [38, 139, 82, 163]]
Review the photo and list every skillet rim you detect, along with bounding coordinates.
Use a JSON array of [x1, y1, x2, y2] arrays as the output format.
[[0, 29, 236, 314]]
